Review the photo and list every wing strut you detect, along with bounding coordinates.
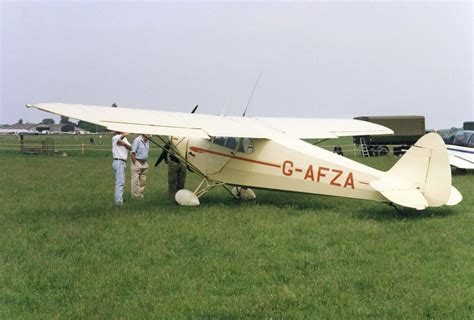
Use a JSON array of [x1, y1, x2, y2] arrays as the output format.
[[154, 104, 200, 168]]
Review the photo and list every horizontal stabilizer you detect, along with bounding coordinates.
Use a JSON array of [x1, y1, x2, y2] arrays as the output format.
[[446, 186, 462, 206], [370, 180, 428, 210]]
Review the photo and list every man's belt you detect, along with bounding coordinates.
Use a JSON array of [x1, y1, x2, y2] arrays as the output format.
[[114, 158, 126, 162]]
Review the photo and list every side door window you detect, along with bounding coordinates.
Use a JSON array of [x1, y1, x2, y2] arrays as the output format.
[[237, 138, 254, 154]]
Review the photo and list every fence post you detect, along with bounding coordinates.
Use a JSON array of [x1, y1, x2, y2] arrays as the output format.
[[81, 143, 84, 156]]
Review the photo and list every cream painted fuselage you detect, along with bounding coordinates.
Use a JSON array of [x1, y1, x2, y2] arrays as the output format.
[[171, 136, 387, 203]]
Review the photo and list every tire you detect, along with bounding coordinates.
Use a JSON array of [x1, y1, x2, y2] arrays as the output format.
[[368, 146, 376, 157], [378, 146, 389, 157]]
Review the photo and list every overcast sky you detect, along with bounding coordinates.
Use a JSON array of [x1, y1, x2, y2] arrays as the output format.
[[1, 1, 472, 128]]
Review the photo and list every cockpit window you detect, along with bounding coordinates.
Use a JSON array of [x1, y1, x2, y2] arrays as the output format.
[[237, 138, 254, 154], [211, 137, 254, 153], [444, 134, 455, 145], [453, 131, 471, 146], [226, 137, 238, 150], [213, 137, 226, 147], [468, 134, 474, 147]]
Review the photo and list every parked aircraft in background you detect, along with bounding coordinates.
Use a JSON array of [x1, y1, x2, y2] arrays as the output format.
[[27, 103, 462, 210], [444, 130, 474, 170]]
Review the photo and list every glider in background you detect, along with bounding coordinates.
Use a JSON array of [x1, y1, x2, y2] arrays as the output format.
[[444, 130, 474, 170]]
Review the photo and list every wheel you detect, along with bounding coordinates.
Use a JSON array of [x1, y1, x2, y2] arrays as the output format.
[[368, 146, 377, 157], [378, 146, 389, 157], [175, 189, 200, 206], [231, 187, 256, 200]]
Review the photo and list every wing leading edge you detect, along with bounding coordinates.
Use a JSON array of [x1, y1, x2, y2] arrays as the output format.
[[27, 103, 393, 139]]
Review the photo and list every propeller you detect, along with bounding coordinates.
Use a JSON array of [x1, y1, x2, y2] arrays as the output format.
[[154, 104, 198, 168]]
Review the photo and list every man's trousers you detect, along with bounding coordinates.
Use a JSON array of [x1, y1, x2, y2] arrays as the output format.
[[131, 160, 148, 198], [168, 161, 187, 199]]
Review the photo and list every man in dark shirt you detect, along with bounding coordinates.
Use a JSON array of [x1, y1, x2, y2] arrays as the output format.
[[155, 142, 187, 199]]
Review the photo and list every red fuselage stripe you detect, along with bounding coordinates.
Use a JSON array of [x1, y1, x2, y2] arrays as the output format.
[[189, 146, 281, 168]]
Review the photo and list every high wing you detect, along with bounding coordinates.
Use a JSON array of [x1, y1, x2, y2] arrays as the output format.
[[254, 117, 393, 139], [27, 103, 393, 139]]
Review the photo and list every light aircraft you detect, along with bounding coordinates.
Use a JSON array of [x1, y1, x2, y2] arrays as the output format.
[[27, 103, 462, 210], [444, 130, 474, 170]]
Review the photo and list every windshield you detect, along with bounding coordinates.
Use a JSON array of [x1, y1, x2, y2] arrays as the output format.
[[468, 134, 474, 147], [451, 131, 474, 147], [211, 137, 254, 153]]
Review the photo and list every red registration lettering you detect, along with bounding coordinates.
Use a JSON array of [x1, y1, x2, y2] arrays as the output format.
[[344, 172, 355, 189], [330, 169, 343, 187], [317, 167, 330, 182], [304, 165, 314, 181], [282, 160, 294, 176]]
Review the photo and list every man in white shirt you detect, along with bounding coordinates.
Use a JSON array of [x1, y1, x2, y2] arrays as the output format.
[[130, 134, 150, 199], [112, 132, 131, 205]]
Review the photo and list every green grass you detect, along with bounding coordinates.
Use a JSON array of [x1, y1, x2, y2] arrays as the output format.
[[0, 135, 473, 318]]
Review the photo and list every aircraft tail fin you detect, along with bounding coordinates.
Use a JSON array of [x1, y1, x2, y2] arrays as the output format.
[[370, 133, 462, 210]]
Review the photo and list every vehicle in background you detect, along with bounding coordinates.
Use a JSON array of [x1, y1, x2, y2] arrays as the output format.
[[463, 121, 474, 131], [353, 116, 425, 156], [444, 130, 474, 170]]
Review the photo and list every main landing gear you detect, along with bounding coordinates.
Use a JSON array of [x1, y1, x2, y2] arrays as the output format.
[[175, 178, 256, 206]]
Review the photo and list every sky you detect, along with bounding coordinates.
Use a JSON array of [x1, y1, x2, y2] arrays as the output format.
[[1, 1, 472, 129]]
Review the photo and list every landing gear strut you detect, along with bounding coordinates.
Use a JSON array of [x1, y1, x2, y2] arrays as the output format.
[[175, 178, 229, 206], [175, 178, 257, 206], [194, 178, 227, 198]]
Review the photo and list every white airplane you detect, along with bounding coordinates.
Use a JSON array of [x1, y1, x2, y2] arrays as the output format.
[[444, 130, 474, 170], [27, 103, 462, 210]]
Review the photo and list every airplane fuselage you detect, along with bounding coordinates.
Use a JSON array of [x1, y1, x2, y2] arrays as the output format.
[[171, 136, 387, 203]]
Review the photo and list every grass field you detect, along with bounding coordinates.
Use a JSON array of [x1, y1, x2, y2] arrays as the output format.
[[1, 135, 473, 318]]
